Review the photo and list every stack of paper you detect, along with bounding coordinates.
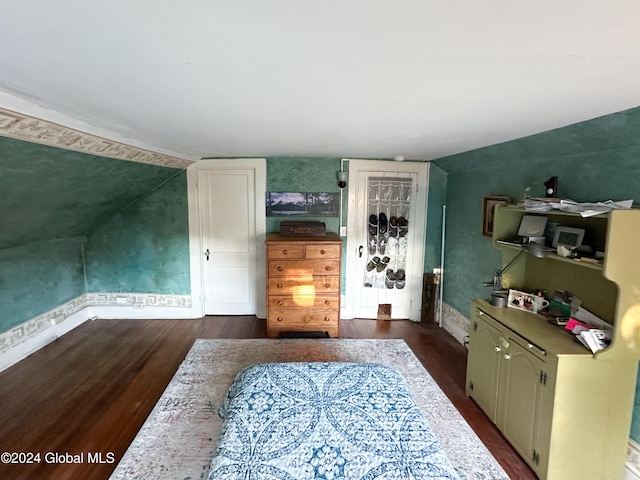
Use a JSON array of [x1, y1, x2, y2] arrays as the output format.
[[576, 329, 612, 353], [523, 198, 632, 217]]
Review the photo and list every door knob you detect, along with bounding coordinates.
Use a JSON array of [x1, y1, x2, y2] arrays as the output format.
[[204, 249, 210, 261], [358, 245, 363, 257]]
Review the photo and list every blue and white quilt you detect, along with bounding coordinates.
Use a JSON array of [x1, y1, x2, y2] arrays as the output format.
[[208, 362, 461, 479]]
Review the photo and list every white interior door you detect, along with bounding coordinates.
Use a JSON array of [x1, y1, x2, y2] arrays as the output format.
[[345, 160, 429, 321], [188, 159, 266, 316]]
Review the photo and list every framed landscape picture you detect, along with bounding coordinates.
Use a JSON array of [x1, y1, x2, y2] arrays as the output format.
[[266, 192, 340, 217]]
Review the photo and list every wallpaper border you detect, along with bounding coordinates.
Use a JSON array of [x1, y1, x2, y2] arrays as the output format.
[[0, 107, 192, 169], [0, 293, 192, 354]]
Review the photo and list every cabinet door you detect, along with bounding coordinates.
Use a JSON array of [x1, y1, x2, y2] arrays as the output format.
[[498, 339, 546, 471], [467, 314, 505, 423]]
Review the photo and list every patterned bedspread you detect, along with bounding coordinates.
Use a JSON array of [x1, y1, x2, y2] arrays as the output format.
[[208, 362, 461, 479]]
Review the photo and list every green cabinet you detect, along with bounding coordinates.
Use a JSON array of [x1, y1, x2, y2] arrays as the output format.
[[466, 207, 640, 480], [498, 333, 546, 470], [466, 310, 504, 423], [467, 307, 548, 474], [467, 301, 637, 479]]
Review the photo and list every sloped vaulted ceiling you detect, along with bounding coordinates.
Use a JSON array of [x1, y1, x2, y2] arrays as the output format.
[[0, 0, 640, 161], [0, 132, 183, 251]]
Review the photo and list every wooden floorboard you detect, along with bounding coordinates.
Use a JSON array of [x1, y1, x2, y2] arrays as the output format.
[[0, 317, 536, 480]]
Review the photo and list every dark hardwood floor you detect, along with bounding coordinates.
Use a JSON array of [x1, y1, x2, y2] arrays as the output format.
[[0, 317, 536, 479]]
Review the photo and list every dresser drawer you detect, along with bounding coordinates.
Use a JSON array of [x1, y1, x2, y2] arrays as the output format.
[[268, 259, 340, 277], [267, 244, 304, 259], [268, 276, 340, 294], [305, 244, 341, 259], [268, 308, 339, 326], [269, 294, 339, 309]]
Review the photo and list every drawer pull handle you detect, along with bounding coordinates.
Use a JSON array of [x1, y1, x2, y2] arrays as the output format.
[[277, 266, 283, 272], [325, 266, 331, 271], [325, 300, 331, 305], [277, 317, 283, 322], [320, 249, 325, 255], [494, 346, 501, 352], [325, 283, 331, 288], [324, 317, 330, 322], [503, 354, 511, 360], [282, 249, 288, 255], [277, 283, 283, 288], [277, 300, 283, 306]]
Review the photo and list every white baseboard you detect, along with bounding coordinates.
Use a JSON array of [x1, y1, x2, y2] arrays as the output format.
[[440, 302, 470, 347], [442, 315, 468, 346], [87, 292, 194, 319], [0, 306, 89, 372]]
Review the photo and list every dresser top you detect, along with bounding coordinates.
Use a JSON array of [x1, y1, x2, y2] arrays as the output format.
[[266, 232, 342, 243]]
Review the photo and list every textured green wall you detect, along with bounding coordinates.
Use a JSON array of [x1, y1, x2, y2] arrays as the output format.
[[0, 237, 86, 331], [435, 107, 640, 320], [0, 136, 185, 334], [85, 172, 190, 294], [0, 136, 179, 250], [433, 105, 640, 442], [266, 157, 342, 234]]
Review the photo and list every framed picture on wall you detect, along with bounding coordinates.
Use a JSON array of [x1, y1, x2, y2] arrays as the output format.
[[482, 196, 511, 237], [266, 192, 340, 217]]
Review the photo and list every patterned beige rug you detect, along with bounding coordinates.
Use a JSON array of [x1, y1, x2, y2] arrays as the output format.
[[109, 339, 508, 480]]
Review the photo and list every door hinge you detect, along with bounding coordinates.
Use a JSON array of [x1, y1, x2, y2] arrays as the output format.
[[540, 370, 547, 385], [532, 450, 540, 465], [469, 381, 474, 392], [473, 321, 478, 332]]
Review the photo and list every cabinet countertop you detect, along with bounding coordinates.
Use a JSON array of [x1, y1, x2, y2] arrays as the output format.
[[472, 299, 591, 357]]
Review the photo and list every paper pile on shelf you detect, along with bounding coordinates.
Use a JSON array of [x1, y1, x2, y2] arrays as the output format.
[[564, 307, 613, 353], [524, 198, 633, 217], [576, 329, 612, 353]]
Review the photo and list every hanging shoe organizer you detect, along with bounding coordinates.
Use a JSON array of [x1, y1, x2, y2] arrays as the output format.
[[363, 177, 412, 289]]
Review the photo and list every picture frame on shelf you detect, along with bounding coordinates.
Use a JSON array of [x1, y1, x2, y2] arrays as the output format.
[[482, 196, 511, 237], [552, 226, 585, 248]]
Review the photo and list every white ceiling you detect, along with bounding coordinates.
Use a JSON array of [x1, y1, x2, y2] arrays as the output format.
[[1, 0, 640, 162]]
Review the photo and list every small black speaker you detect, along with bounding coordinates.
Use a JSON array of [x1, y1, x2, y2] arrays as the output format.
[[544, 176, 558, 198]]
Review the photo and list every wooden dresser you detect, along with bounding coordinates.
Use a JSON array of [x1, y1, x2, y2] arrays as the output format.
[[265, 233, 342, 338]]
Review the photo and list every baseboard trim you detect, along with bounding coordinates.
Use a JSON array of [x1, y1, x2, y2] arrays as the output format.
[[0, 303, 89, 372], [441, 302, 470, 346], [86, 292, 193, 319]]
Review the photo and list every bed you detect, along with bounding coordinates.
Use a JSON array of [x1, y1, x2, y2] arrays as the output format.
[[208, 362, 461, 479]]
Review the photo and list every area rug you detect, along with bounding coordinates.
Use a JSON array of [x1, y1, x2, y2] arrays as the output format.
[[109, 339, 508, 480]]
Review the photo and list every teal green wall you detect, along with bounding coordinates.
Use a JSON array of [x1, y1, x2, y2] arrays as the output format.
[[85, 172, 190, 294], [434, 107, 640, 319], [433, 106, 640, 442], [0, 237, 87, 331], [266, 157, 342, 234], [0, 136, 185, 334], [0, 136, 179, 250]]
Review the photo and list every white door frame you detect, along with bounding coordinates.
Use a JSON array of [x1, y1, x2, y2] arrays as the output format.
[[187, 159, 267, 318], [344, 159, 429, 321]]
